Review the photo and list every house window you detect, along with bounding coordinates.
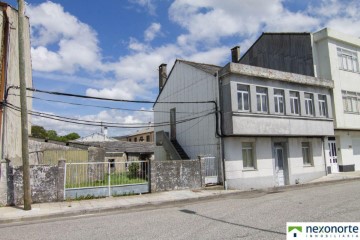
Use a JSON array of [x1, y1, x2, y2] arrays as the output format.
[[304, 93, 314, 116], [242, 142, 255, 169], [302, 142, 312, 165], [128, 138, 131, 142], [237, 84, 250, 111], [146, 135, 150, 142], [290, 91, 300, 115], [342, 90, 360, 113], [274, 89, 284, 114], [108, 159, 115, 168], [318, 95, 327, 117], [256, 87, 268, 113], [134, 137, 137, 142], [139, 136, 144, 142], [337, 47, 359, 72]]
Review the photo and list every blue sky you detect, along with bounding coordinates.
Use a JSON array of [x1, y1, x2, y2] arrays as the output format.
[[6, 0, 360, 137]]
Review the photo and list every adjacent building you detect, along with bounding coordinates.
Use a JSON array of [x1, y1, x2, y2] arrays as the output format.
[[154, 52, 334, 189], [0, 2, 33, 206], [115, 127, 154, 143], [240, 28, 360, 173]]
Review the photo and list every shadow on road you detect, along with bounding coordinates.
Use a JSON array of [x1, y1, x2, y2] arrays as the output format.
[[179, 209, 285, 236]]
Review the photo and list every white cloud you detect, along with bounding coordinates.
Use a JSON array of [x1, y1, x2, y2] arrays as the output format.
[[144, 23, 161, 42], [31, 108, 153, 137], [169, 0, 319, 48], [128, 0, 157, 15], [28, 1, 102, 73]]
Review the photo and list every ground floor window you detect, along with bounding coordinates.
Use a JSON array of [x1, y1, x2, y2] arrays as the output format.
[[242, 142, 255, 169], [302, 142, 312, 165]]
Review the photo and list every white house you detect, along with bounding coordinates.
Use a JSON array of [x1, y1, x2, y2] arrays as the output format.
[[154, 52, 334, 190], [240, 28, 360, 173]]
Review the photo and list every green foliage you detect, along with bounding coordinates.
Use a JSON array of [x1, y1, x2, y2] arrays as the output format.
[[31, 125, 47, 138], [128, 162, 140, 179], [31, 125, 80, 142]]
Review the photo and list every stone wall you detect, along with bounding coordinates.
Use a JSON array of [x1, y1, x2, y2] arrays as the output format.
[[7, 160, 65, 205], [29, 139, 83, 165], [150, 159, 205, 192]]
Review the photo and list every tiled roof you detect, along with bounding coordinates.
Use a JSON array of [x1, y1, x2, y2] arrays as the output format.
[[178, 60, 221, 75], [76, 141, 155, 153]]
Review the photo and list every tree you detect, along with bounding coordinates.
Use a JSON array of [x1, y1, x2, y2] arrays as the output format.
[[64, 132, 80, 141], [31, 125, 47, 138], [47, 130, 58, 140]]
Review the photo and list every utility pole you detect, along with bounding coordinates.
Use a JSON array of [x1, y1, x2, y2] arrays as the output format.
[[18, 0, 31, 210]]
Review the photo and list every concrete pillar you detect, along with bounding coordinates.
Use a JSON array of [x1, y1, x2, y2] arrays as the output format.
[[199, 157, 206, 188], [57, 159, 65, 201], [250, 85, 257, 113], [299, 91, 306, 116], [88, 147, 106, 182], [314, 94, 320, 117], [268, 87, 275, 114], [326, 94, 333, 118], [284, 89, 291, 115]]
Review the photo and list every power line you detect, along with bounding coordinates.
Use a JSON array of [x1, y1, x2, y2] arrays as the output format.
[[7, 93, 215, 114], [6, 86, 215, 104], [3, 102, 216, 129]]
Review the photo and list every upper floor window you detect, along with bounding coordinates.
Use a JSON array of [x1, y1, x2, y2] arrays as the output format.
[[146, 135, 150, 142], [256, 87, 268, 113], [318, 95, 327, 117], [337, 47, 359, 72], [274, 89, 285, 114], [237, 84, 250, 112], [342, 90, 360, 113], [304, 93, 314, 116], [290, 91, 300, 115]]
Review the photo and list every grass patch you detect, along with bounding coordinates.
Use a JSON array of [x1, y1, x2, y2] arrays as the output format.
[[66, 172, 146, 188]]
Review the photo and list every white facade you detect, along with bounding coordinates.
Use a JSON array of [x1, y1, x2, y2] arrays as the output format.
[[154, 59, 334, 190], [312, 28, 360, 172], [154, 60, 220, 160], [75, 133, 118, 142]]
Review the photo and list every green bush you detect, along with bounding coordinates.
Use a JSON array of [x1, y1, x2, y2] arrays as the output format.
[[128, 162, 140, 179]]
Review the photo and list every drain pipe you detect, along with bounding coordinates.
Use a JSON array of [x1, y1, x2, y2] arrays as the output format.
[[215, 71, 227, 190]]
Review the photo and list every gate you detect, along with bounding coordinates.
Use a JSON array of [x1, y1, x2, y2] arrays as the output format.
[[64, 161, 149, 199], [203, 156, 218, 185]]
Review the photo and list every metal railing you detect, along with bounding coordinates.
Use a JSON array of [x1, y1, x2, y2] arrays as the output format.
[[203, 156, 218, 184], [64, 161, 149, 196]]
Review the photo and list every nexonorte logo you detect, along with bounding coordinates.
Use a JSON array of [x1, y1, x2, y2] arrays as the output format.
[[287, 222, 360, 240], [288, 226, 302, 238]]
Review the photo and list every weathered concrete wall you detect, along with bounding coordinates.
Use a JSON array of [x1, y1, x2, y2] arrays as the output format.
[[1, 6, 33, 166], [8, 160, 65, 205], [150, 159, 205, 192], [0, 159, 9, 206], [29, 139, 84, 165], [88, 147, 105, 182]]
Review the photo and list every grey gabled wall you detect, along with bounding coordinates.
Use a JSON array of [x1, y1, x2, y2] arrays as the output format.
[[240, 33, 315, 77]]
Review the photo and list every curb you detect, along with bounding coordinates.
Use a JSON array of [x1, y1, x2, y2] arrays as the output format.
[[1, 176, 360, 225]]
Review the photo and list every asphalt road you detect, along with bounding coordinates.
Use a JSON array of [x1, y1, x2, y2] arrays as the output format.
[[1, 180, 360, 240]]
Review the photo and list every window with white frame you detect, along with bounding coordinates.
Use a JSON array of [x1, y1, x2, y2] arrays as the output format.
[[302, 142, 312, 165], [337, 47, 359, 72], [304, 93, 314, 116], [237, 84, 250, 111], [290, 91, 300, 115], [242, 142, 255, 169], [256, 87, 268, 113], [342, 90, 360, 113], [274, 89, 285, 114], [318, 94, 327, 117]]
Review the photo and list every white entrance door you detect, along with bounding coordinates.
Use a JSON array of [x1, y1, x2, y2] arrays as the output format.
[[275, 146, 285, 186], [328, 140, 338, 173]]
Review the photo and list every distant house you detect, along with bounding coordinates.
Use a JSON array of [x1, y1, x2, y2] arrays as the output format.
[[75, 127, 118, 142], [239, 28, 360, 173], [115, 127, 154, 143], [154, 49, 334, 190]]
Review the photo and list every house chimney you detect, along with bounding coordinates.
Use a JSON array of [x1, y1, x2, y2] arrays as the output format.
[[103, 126, 108, 137], [159, 63, 167, 91], [231, 46, 240, 63]]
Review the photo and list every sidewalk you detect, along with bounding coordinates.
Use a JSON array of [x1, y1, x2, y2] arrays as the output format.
[[1, 171, 360, 224]]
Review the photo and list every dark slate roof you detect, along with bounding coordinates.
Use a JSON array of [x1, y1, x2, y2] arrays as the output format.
[[178, 60, 221, 75], [76, 141, 155, 153]]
